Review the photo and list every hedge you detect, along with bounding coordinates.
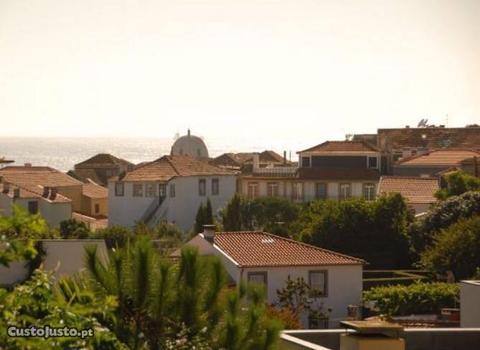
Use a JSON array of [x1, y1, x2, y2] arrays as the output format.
[[363, 282, 459, 316]]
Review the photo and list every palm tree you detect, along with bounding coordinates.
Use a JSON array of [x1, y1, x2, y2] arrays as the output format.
[[84, 236, 281, 349]]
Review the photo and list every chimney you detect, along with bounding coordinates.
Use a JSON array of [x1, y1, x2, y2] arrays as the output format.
[[50, 187, 57, 200], [203, 224, 216, 243], [253, 153, 260, 171], [13, 188, 20, 198], [283, 151, 287, 165], [43, 186, 50, 197]]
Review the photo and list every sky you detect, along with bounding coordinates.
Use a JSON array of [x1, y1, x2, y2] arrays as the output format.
[[0, 0, 479, 150]]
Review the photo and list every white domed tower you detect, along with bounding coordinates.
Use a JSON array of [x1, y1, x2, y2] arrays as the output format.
[[170, 129, 209, 159]]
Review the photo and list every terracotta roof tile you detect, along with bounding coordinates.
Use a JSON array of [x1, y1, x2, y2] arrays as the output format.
[[397, 150, 480, 166], [0, 183, 71, 203], [212, 231, 365, 267], [121, 155, 234, 182], [0, 166, 83, 187], [75, 153, 134, 168], [298, 141, 380, 154], [378, 176, 439, 204], [82, 182, 108, 199]]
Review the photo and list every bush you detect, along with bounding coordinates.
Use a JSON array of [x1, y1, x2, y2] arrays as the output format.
[[363, 282, 459, 316], [92, 226, 133, 249], [421, 216, 480, 280], [436, 171, 480, 199], [59, 219, 90, 239]]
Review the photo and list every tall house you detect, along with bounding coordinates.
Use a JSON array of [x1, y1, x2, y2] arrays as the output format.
[[108, 155, 237, 231], [296, 141, 383, 201]]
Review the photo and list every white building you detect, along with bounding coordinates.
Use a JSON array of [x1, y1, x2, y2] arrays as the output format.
[[0, 182, 72, 227], [181, 227, 365, 328], [108, 155, 236, 231]]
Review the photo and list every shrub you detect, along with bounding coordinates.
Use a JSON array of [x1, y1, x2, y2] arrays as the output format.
[[363, 282, 459, 316], [59, 219, 90, 239], [92, 225, 133, 249], [421, 216, 480, 280], [436, 171, 480, 199]]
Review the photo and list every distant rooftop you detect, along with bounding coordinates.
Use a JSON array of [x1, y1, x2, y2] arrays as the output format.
[[397, 149, 480, 166], [378, 176, 439, 204], [298, 141, 380, 154], [75, 153, 133, 169], [0, 165, 83, 187]]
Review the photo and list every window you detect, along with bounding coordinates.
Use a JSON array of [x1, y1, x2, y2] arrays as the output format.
[[247, 272, 267, 286], [302, 156, 311, 168], [267, 182, 279, 197], [133, 184, 143, 197], [199, 179, 206, 196], [315, 183, 328, 200], [211, 178, 219, 195], [363, 183, 376, 201], [145, 183, 157, 197], [115, 182, 124, 196], [28, 201, 38, 214], [159, 183, 167, 197], [247, 182, 258, 199], [169, 184, 176, 197], [339, 183, 351, 200], [292, 182, 304, 201], [309, 270, 328, 297], [368, 156, 378, 169], [95, 203, 100, 214]]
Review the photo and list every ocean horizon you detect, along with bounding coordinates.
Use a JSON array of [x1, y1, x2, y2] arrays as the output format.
[[0, 136, 303, 172]]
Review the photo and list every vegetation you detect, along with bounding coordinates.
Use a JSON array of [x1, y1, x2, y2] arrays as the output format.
[[363, 282, 459, 316], [194, 198, 215, 234], [408, 191, 480, 257], [222, 194, 300, 236], [84, 237, 281, 349], [294, 194, 413, 268], [421, 216, 480, 280], [0, 205, 50, 239], [0, 269, 126, 349], [59, 219, 90, 239], [436, 171, 480, 199]]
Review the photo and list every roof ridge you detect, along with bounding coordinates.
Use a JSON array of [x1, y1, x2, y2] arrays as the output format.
[[165, 155, 181, 176]]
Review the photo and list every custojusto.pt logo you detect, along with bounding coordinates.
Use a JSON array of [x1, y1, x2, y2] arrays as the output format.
[[7, 325, 94, 339]]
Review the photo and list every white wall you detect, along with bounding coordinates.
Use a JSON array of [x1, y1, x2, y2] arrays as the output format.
[[109, 175, 237, 231], [241, 265, 363, 327], [461, 281, 480, 327]]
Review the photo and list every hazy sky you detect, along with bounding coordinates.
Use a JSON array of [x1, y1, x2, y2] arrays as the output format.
[[1, 0, 479, 149]]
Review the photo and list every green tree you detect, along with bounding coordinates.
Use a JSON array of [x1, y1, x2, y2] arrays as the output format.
[[295, 194, 412, 268], [409, 191, 480, 256], [0, 205, 50, 238], [205, 198, 214, 226], [436, 170, 480, 199], [421, 216, 480, 280], [92, 225, 133, 249], [194, 202, 207, 234], [59, 218, 90, 239], [222, 193, 244, 231], [84, 237, 281, 349]]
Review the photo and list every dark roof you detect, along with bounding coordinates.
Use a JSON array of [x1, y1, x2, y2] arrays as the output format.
[[211, 150, 289, 168], [75, 153, 133, 169], [378, 127, 480, 150], [298, 167, 380, 181], [298, 141, 380, 154], [120, 155, 235, 182], [212, 231, 365, 267]]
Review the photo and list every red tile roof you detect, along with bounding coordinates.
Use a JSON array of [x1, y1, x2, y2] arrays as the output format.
[[298, 167, 380, 180], [0, 183, 71, 203], [120, 155, 234, 182], [82, 182, 108, 199], [378, 176, 439, 204], [298, 141, 380, 154], [212, 231, 365, 267], [0, 166, 83, 187], [397, 150, 480, 166]]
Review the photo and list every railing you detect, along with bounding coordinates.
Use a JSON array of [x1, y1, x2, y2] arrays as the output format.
[[141, 196, 166, 225]]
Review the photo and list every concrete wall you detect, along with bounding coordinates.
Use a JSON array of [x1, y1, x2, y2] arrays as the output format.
[[0, 239, 109, 286], [461, 281, 480, 327], [109, 175, 237, 231], [280, 328, 480, 350]]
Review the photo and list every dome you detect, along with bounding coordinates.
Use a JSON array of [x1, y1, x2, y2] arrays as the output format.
[[170, 129, 209, 159]]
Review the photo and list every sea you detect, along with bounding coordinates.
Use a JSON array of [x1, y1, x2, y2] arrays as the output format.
[[0, 136, 300, 172]]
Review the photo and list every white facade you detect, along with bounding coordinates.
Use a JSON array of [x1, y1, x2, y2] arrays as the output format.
[[0, 193, 72, 227], [108, 175, 237, 231], [460, 280, 480, 328], [185, 234, 363, 328]]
